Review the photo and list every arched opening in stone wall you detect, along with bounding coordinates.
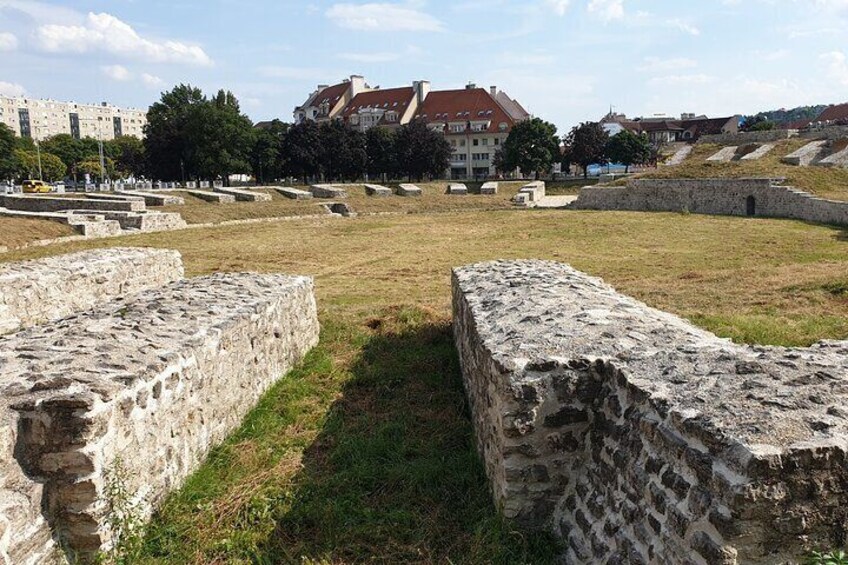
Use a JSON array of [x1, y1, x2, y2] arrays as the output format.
[[746, 195, 756, 217]]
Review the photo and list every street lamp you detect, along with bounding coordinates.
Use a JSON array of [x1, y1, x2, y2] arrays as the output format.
[[34, 126, 43, 181], [79, 116, 107, 184]]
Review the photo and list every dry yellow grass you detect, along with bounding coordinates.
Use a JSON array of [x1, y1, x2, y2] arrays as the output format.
[[0, 217, 76, 249], [638, 139, 848, 201], [4, 208, 846, 346]]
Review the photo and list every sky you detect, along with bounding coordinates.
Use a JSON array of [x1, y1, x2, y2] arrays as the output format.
[[2, 0, 848, 133]]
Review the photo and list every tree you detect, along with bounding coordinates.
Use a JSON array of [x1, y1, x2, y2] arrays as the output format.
[[564, 122, 608, 178], [605, 130, 652, 173], [11, 150, 66, 181], [0, 123, 15, 180], [740, 115, 775, 132], [106, 135, 146, 178], [494, 117, 560, 179], [318, 121, 366, 181], [395, 118, 451, 181], [281, 121, 321, 182], [76, 157, 116, 181], [366, 126, 398, 181], [250, 120, 289, 183], [183, 90, 254, 183], [144, 84, 205, 180]]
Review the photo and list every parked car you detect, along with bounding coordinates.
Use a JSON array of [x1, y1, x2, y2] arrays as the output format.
[[22, 179, 51, 193]]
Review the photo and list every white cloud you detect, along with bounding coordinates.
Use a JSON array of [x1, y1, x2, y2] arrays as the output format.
[[666, 18, 700, 36], [35, 12, 212, 66], [0, 31, 17, 51], [326, 3, 444, 32], [101, 64, 131, 81], [587, 0, 624, 21], [545, 0, 571, 16], [638, 56, 698, 73], [0, 81, 26, 97], [141, 73, 165, 88], [821, 51, 848, 86], [647, 73, 715, 86]]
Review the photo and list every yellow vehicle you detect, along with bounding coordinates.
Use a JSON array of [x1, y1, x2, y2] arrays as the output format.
[[22, 180, 51, 194]]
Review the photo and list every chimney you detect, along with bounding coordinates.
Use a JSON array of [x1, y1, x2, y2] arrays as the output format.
[[466, 82, 477, 90], [350, 75, 367, 97], [490, 86, 497, 97], [413, 80, 431, 104], [317, 85, 329, 91]]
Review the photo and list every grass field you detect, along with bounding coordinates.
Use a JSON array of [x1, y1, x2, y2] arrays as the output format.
[[638, 139, 848, 201], [1, 205, 847, 563]]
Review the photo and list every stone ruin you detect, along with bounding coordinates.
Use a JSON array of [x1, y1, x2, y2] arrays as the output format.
[[0, 248, 319, 563], [572, 178, 848, 227], [513, 181, 546, 207], [453, 260, 848, 564]]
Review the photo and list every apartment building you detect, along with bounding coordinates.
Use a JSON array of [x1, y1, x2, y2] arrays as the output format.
[[0, 96, 147, 141], [295, 77, 531, 178]]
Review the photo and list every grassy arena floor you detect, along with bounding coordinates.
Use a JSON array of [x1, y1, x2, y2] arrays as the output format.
[[2, 208, 847, 563]]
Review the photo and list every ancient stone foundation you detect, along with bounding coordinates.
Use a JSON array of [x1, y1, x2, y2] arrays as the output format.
[[0, 248, 183, 334], [453, 260, 848, 564], [571, 178, 848, 227], [0, 249, 319, 563]]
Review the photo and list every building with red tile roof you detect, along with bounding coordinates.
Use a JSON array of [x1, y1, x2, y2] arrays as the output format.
[[341, 84, 422, 131], [814, 103, 848, 124], [294, 75, 372, 124]]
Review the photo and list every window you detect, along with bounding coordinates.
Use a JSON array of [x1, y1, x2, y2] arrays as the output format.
[[482, 139, 488, 146], [494, 138, 500, 145], [460, 140, 466, 147], [473, 139, 479, 146], [450, 139, 456, 147]]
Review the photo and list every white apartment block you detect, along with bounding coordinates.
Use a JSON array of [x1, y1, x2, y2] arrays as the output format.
[[0, 96, 147, 141]]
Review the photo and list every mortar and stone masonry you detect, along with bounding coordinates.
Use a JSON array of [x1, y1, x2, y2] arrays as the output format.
[[453, 260, 848, 564], [0, 248, 319, 564]]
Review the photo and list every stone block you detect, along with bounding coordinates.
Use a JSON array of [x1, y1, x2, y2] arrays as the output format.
[[0, 194, 145, 213], [213, 187, 272, 202], [364, 184, 392, 197], [310, 184, 348, 199], [480, 181, 498, 195], [706, 147, 738, 162], [275, 187, 313, 200], [114, 191, 185, 206], [452, 259, 848, 562], [186, 190, 235, 203], [782, 141, 828, 166], [397, 184, 423, 197], [0, 247, 183, 335], [447, 183, 467, 195], [1, 272, 318, 561]]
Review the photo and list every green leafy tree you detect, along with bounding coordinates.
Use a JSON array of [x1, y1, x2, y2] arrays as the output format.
[[281, 121, 321, 182], [318, 120, 366, 181], [0, 123, 15, 180], [564, 122, 608, 178], [365, 126, 398, 181], [605, 130, 652, 173], [394, 118, 451, 181], [250, 120, 289, 183], [76, 157, 116, 181], [41, 134, 103, 179], [182, 90, 254, 183], [106, 135, 146, 178], [11, 150, 66, 181], [144, 84, 205, 180], [494, 117, 560, 179]]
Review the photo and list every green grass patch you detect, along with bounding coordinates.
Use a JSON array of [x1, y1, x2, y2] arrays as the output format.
[[136, 308, 560, 564]]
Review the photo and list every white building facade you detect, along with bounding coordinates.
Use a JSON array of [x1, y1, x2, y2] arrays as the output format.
[[0, 96, 147, 141]]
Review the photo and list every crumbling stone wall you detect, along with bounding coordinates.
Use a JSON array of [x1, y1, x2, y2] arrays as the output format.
[[571, 178, 848, 227], [0, 250, 319, 563], [698, 130, 796, 144], [453, 260, 848, 564], [0, 247, 184, 334]]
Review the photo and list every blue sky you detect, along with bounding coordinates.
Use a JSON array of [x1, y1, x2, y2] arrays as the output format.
[[2, 0, 848, 133]]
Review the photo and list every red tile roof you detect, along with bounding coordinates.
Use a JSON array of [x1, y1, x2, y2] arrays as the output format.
[[413, 88, 515, 135], [815, 103, 848, 123], [307, 82, 350, 109], [341, 87, 415, 118]]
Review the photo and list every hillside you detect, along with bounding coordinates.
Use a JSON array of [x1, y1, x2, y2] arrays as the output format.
[[637, 139, 848, 201]]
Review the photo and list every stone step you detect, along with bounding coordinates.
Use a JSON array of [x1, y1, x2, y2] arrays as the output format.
[[397, 184, 422, 197], [739, 143, 775, 161], [310, 184, 348, 199], [0, 271, 318, 561], [115, 191, 185, 206], [274, 187, 313, 200], [480, 181, 499, 195], [664, 144, 693, 166], [0, 194, 146, 213], [364, 184, 392, 197], [447, 183, 468, 195], [0, 207, 122, 238], [781, 140, 829, 166], [67, 209, 187, 232], [706, 146, 738, 162], [213, 186, 272, 202], [186, 189, 236, 203]]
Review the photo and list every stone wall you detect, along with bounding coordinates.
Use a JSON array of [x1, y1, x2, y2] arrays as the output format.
[[0, 195, 145, 213], [571, 178, 848, 227], [0, 247, 183, 335], [0, 271, 319, 562], [452, 260, 848, 564], [800, 125, 848, 141]]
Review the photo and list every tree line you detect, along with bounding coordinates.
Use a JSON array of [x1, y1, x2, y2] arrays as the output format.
[[496, 119, 657, 179]]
